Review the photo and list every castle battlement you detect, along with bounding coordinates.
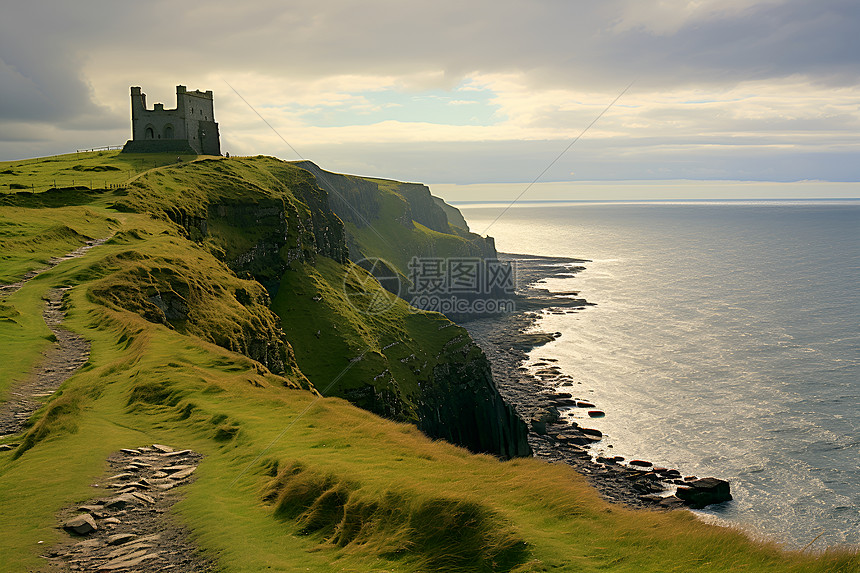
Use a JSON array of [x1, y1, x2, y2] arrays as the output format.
[[122, 85, 221, 155]]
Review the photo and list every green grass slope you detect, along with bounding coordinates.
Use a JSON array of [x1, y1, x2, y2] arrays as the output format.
[[0, 150, 199, 193], [0, 151, 856, 572], [59, 154, 523, 455], [272, 256, 476, 419], [293, 162, 497, 289]]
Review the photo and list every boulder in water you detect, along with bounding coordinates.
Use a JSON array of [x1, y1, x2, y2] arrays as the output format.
[[675, 477, 732, 508]]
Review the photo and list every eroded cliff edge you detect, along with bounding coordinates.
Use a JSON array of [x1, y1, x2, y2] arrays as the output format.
[[111, 156, 530, 458]]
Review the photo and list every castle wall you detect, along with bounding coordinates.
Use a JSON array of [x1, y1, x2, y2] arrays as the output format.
[[124, 85, 220, 155]]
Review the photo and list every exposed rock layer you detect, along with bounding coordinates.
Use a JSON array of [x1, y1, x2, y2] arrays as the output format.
[[111, 157, 530, 460]]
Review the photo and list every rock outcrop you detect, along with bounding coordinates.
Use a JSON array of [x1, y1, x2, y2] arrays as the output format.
[[676, 477, 733, 508], [418, 346, 531, 459], [291, 160, 381, 229]]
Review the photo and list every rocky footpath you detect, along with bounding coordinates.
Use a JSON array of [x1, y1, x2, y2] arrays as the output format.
[[44, 444, 213, 572], [0, 288, 90, 438], [1, 235, 112, 439], [464, 253, 731, 510], [0, 235, 112, 298]]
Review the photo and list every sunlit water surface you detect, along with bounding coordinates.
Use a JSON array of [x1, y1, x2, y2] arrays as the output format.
[[459, 200, 860, 549]]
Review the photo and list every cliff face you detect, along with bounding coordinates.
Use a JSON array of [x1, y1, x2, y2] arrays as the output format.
[[392, 182, 450, 233], [433, 196, 470, 231], [296, 162, 512, 322], [332, 333, 531, 459], [290, 160, 381, 228], [114, 156, 530, 459], [207, 193, 346, 293], [87, 235, 307, 381], [418, 341, 531, 458]]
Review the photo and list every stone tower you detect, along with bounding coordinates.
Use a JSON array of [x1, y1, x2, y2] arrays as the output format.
[[121, 85, 221, 155]]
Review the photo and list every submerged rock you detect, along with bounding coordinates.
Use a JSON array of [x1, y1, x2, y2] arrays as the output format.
[[579, 427, 603, 438]]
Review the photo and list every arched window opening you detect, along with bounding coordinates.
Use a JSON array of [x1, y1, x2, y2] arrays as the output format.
[[164, 124, 174, 139], [144, 126, 154, 139]]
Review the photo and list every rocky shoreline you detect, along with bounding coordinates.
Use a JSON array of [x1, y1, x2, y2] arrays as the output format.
[[463, 253, 731, 510]]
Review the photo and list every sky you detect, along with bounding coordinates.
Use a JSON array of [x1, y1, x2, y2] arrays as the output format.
[[2, 0, 859, 199]]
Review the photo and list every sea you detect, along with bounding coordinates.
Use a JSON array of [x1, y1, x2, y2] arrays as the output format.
[[456, 199, 860, 551]]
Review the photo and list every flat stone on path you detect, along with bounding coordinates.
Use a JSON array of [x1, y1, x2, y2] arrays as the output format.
[[106, 533, 136, 546], [132, 491, 156, 504], [100, 549, 158, 570], [102, 494, 137, 510], [74, 538, 102, 549], [76, 505, 105, 516], [122, 480, 150, 490], [167, 467, 196, 480], [151, 444, 174, 453], [63, 514, 97, 535], [162, 464, 194, 474], [158, 449, 193, 458]]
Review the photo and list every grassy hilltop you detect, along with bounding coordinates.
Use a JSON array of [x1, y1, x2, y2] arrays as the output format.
[[0, 151, 857, 572]]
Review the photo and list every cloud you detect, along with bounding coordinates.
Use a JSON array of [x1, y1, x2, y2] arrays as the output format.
[[0, 0, 858, 183]]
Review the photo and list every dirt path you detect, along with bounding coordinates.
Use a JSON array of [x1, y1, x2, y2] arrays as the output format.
[[0, 235, 114, 439], [0, 235, 113, 298], [0, 288, 90, 438], [44, 445, 215, 572]]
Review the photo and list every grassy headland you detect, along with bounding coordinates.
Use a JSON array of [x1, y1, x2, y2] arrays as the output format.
[[0, 151, 856, 572]]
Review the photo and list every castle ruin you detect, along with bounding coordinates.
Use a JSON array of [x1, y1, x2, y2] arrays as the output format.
[[121, 85, 221, 155]]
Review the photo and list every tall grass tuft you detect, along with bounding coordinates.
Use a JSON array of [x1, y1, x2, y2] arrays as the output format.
[[266, 461, 530, 571]]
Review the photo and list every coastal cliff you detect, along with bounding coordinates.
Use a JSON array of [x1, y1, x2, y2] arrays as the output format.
[[111, 156, 530, 458], [420, 344, 530, 458], [295, 161, 511, 322], [2, 150, 856, 572]]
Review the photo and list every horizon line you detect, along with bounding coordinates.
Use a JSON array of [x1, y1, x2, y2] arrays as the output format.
[[450, 197, 860, 205]]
